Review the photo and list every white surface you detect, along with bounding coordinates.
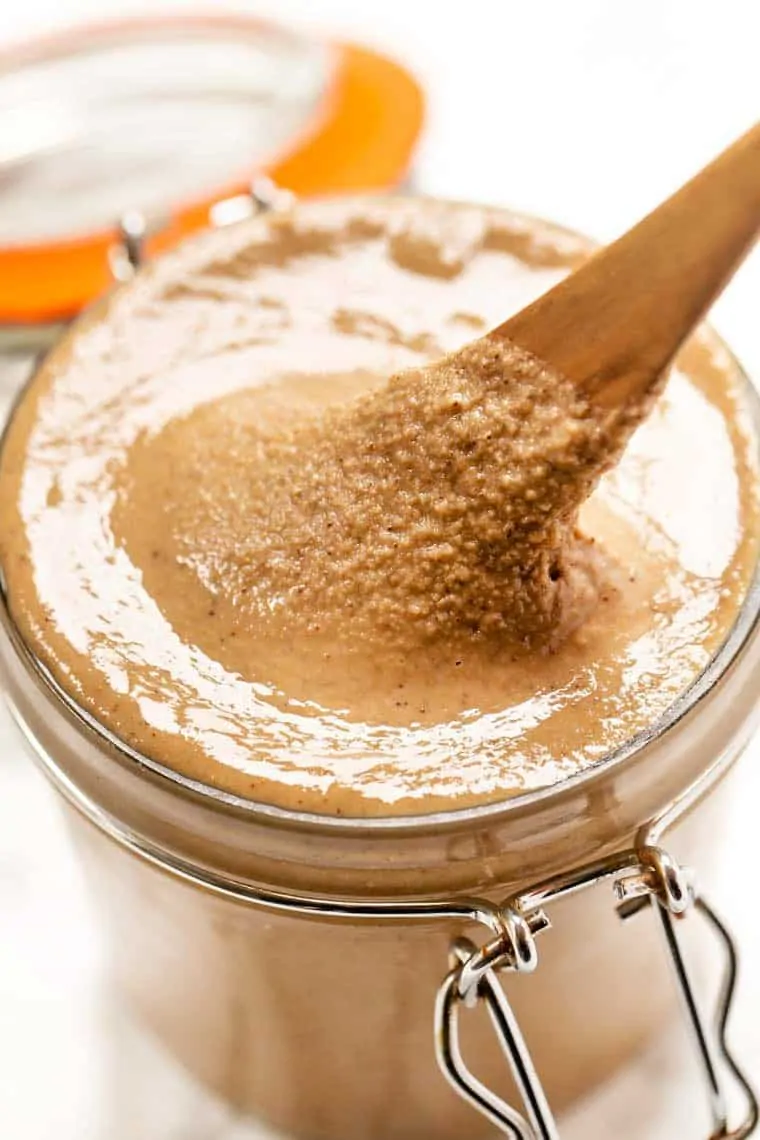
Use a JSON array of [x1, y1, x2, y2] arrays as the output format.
[[0, 3, 759, 1138]]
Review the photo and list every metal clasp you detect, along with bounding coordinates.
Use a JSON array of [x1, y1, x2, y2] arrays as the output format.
[[434, 846, 759, 1140], [108, 176, 294, 281]]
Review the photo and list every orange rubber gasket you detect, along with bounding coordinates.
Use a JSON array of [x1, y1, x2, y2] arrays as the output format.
[[0, 14, 424, 326]]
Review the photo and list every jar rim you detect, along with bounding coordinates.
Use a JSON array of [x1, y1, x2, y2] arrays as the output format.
[[3, 198, 760, 837]]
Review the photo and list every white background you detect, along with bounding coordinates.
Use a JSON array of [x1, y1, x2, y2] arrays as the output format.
[[0, 3, 759, 1138]]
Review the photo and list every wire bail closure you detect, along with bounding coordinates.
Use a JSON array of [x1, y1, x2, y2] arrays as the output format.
[[108, 176, 293, 281], [434, 845, 759, 1140]]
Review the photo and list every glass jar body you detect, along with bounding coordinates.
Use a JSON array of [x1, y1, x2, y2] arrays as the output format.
[[2, 190, 760, 1139], [59, 775, 739, 1140], [3, 594, 760, 1139]]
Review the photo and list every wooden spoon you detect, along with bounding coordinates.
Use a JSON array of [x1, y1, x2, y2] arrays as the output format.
[[493, 120, 760, 409]]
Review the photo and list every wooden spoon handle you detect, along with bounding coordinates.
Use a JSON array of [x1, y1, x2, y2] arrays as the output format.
[[496, 121, 760, 408]]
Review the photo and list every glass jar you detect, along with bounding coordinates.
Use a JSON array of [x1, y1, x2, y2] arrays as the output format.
[[1, 201, 759, 1140]]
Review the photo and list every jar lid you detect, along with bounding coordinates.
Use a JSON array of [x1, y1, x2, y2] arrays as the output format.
[[0, 14, 424, 326]]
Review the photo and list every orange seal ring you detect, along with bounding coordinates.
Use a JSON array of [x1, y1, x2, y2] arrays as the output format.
[[0, 15, 424, 326]]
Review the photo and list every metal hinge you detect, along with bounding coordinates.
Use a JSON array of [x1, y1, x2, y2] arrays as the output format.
[[434, 845, 758, 1140], [108, 175, 294, 281]]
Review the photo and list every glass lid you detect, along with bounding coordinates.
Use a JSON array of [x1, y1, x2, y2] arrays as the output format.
[[0, 15, 424, 328], [0, 18, 332, 245]]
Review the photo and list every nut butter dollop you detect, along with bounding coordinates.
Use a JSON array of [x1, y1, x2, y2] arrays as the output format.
[[168, 335, 615, 649], [1, 198, 757, 815]]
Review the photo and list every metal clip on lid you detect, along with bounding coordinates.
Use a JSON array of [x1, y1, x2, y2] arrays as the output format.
[[108, 175, 293, 282], [435, 846, 759, 1140]]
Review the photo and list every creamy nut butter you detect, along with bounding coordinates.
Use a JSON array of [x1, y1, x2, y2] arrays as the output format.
[[0, 197, 756, 816]]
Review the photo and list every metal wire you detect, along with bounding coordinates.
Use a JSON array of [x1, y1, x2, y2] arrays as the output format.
[[696, 899, 760, 1140], [656, 899, 729, 1134], [435, 938, 558, 1140], [434, 855, 759, 1140]]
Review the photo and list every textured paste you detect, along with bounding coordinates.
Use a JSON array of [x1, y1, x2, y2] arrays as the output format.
[[0, 198, 757, 814]]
